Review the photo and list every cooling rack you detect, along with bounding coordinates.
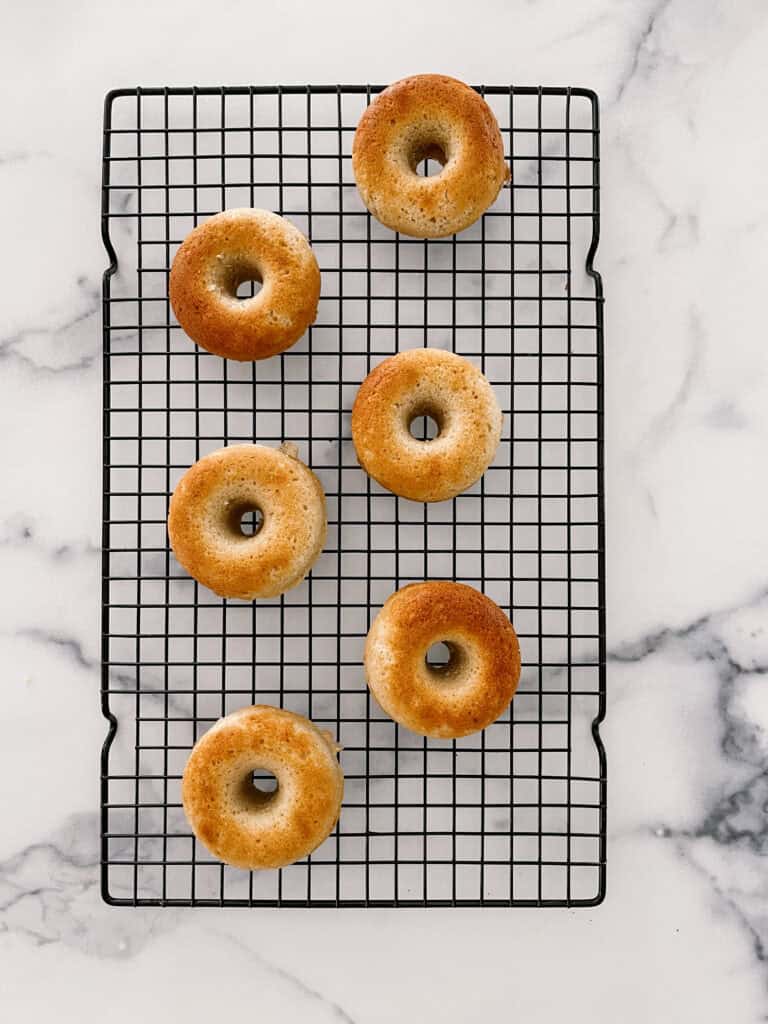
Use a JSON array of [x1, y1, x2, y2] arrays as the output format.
[[100, 84, 606, 907]]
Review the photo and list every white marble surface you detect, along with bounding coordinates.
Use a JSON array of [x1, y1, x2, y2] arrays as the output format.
[[2, 0, 768, 1018]]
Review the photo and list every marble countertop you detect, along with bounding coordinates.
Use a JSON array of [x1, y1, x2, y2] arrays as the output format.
[[3, 0, 768, 1019]]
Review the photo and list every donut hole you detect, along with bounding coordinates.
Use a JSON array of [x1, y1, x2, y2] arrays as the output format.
[[239, 506, 264, 535], [409, 140, 448, 177], [425, 641, 467, 680], [220, 259, 264, 301], [227, 501, 265, 538], [234, 276, 263, 300], [426, 641, 451, 669], [409, 413, 440, 441], [407, 402, 444, 442], [241, 768, 279, 808]]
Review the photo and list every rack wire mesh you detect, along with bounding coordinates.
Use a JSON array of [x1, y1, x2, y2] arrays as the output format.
[[100, 84, 606, 907]]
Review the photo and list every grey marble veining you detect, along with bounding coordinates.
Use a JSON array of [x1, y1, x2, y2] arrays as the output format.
[[2, 0, 768, 1019]]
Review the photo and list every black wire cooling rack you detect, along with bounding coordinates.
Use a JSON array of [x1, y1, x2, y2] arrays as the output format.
[[100, 84, 606, 907]]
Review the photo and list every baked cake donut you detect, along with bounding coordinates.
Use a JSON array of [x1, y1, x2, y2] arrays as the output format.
[[182, 705, 344, 870], [169, 208, 320, 361], [351, 348, 502, 502], [365, 582, 521, 739], [168, 443, 326, 600], [352, 74, 510, 238]]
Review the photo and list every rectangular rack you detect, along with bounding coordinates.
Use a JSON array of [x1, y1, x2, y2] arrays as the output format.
[[101, 84, 606, 907]]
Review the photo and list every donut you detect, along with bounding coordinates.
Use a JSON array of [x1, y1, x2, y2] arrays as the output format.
[[167, 443, 326, 600], [169, 208, 320, 361], [352, 74, 510, 238], [182, 705, 344, 870], [365, 582, 521, 739], [351, 348, 502, 502]]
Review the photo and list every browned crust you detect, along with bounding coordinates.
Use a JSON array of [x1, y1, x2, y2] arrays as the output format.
[[169, 209, 321, 361], [352, 75, 510, 238], [167, 444, 327, 600], [351, 348, 502, 502], [365, 582, 521, 738], [181, 706, 344, 870]]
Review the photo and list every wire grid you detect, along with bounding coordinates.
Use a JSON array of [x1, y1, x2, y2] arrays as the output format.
[[100, 84, 606, 907]]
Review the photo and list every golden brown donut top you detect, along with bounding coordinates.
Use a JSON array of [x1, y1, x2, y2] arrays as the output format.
[[167, 443, 327, 600], [351, 348, 503, 502], [365, 582, 521, 739], [182, 705, 344, 870], [352, 75, 510, 238], [169, 208, 320, 361]]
